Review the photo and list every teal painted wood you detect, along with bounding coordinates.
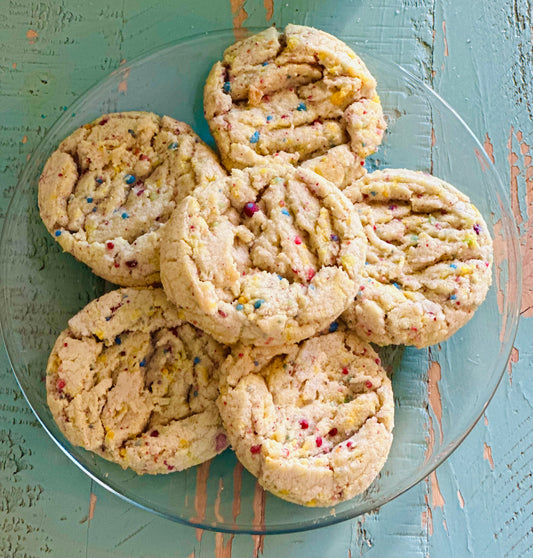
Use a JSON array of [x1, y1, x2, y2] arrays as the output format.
[[0, 0, 531, 557]]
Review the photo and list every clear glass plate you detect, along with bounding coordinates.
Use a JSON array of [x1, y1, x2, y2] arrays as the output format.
[[0, 29, 521, 534]]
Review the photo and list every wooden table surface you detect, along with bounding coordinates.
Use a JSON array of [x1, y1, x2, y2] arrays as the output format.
[[1, 1, 532, 556]]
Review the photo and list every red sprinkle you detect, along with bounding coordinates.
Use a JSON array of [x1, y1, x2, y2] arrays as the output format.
[[150, 430, 159, 437], [250, 444, 262, 454], [316, 437, 323, 448], [243, 202, 260, 217], [299, 419, 309, 429], [365, 381, 373, 389], [346, 441, 353, 449], [328, 428, 338, 437], [56, 379, 66, 392], [294, 236, 302, 245], [342, 367, 349, 375], [375, 358, 381, 365], [114, 262, 120, 268], [106, 241, 114, 249], [307, 268, 316, 281], [98, 118, 108, 125], [125, 260, 138, 268], [360, 160, 365, 165]]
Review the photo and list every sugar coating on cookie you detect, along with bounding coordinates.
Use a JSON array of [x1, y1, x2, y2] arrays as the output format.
[[204, 24, 386, 185], [160, 163, 367, 346], [218, 331, 394, 507], [38, 112, 225, 286], [46, 288, 229, 474], [342, 169, 493, 348]]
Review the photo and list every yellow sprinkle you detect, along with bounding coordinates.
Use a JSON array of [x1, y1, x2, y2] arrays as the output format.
[[372, 95, 380, 103], [330, 90, 348, 105], [119, 448, 126, 457], [287, 36, 299, 49], [161, 367, 169, 376], [106, 430, 115, 440], [459, 265, 473, 276], [178, 439, 189, 449], [95, 329, 104, 340], [305, 499, 317, 507], [340, 254, 356, 269], [238, 296, 248, 304]]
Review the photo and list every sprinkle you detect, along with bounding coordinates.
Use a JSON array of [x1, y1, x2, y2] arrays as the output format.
[[365, 381, 373, 389], [262, 61, 269, 66], [95, 177, 104, 184], [297, 102, 307, 111], [299, 419, 309, 429], [150, 430, 159, 437], [236, 303, 244, 310], [254, 299, 265, 309], [56, 379, 66, 392], [342, 367, 349, 375], [254, 361, 259, 366], [371, 191, 377, 196], [106, 242, 114, 249], [194, 357, 201, 364], [330, 234, 339, 241], [250, 444, 262, 454], [139, 359, 146, 367], [375, 358, 381, 365], [243, 202, 260, 217], [329, 322, 339, 333], [266, 115, 273, 121], [473, 223, 481, 235], [223, 81, 231, 93], [392, 282, 401, 290], [277, 274, 283, 280], [86, 197, 93, 203], [328, 428, 338, 437], [346, 441, 353, 449], [450, 294, 457, 300], [128, 129, 136, 137], [115, 336, 122, 345], [98, 118, 108, 126], [168, 142, 178, 150], [121, 212, 129, 219], [250, 131, 260, 143], [316, 437, 323, 448], [294, 236, 302, 245], [307, 269, 316, 281], [281, 208, 290, 216], [124, 174, 136, 184], [54, 230, 62, 237]]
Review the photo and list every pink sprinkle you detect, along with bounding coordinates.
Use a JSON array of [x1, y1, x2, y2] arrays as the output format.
[[299, 419, 309, 429], [250, 444, 262, 454], [365, 381, 373, 389], [307, 268, 316, 281], [294, 236, 302, 245], [316, 437, 323, 448], [346, 441, 353, 449]]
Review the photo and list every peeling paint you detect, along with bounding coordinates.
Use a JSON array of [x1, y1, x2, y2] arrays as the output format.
[[484, 414, 489, 426], [442, 20, 448, 56], [118, 68, 130, 93], [214, 478, 225, 524], [192, 461, 211, 542], [483, 442, 495, 470], [474, 148, 488, 172], [232, 461, 243, 525], [12, 62, 17, 69], [508, 346, 519, 384], [88, 492, 97, 521], [215, 533, 233, 558], [26, 29, 38, 44], [484, 133, 495, 163], [421, 493, 434, 537], [21, 135, 27, 144], [252, 482, 266, 557], [430, 471, 445, 508], [508, 127, 523, 226], [264, 0, 274, 21], [428, 361, 443, 444], [457, 489, 465, 509], [230, 0, 248, 39]]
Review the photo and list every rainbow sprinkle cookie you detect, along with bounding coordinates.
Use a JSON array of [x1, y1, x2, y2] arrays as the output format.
[[46, 288, 229, 474], [38, 111, 225, 286], [204, 24, 386, 187], [160, 163, 367, 346], [342, 169, 493, 348], [218, 330, 394, 507]]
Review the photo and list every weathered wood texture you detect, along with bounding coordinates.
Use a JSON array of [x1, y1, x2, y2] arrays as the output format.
[[0, 1, 531, 557]]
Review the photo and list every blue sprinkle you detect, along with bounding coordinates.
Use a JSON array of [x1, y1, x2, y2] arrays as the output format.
[[194, 357, 201, 364], [193, 390, 198, 397], [86, 197, 93, 203], [105, 316, 111, 321], [450, 263, 458, 269], [262, 61, 269, 66], [236, 303, 244, 311], [266, 115, 273, 122], [223, 81, 231, 93], [365, 261, 369, 265], [115, 336, 121, 345], [309, 284, 315, 290], [250, 131, 260, 144], [329, 321, 339, 333], [54, 230, 62, 237], [92, 207, 97, 212], [168, 142, 178, 150], [254, 361, 259, 366], [124, 174, 136, 184], [330, 234, 339, 241], [371, 191, 377, 196], [392, 282, 401, 290], [95, 177, 104, 184], [281, 208, 290, 216], [277, 274, 283, 280], [297, 102, 307, 111], [139, 359, 146, 367], [254, 299, 265, 309], [450, 294, 457, 300], [121, 212, 129, 219]]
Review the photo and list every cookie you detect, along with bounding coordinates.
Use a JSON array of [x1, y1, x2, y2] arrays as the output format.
[[342, 169, 493, 347], [46, 287, 229, 474], [204, 24, 386, 184], [217, 330, 394, 507], [160, 163, 367, 346], [38, 111, 226, 286]]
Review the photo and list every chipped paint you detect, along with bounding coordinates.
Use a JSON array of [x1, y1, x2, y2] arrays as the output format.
[[232, 461, 243, 526], [26, 29, 38, 44], [264, 0, 274, 20], [88, 492, 97, 521], [474, 148, 488, 172], [430, 471, 445, 508], [215, 533, 233, 558], [457, 489, 465, 509], [484, 414, 489, 426], [428, 361, 443, 444], [484, 133, 495, 163], [252, 482, 266, 556], [192, 461, 211, 541], [214, 478, 225, 524], [21, 135, 27, 144], [442, 21, 448, 56], [421, 493, 434, 537], [12, 62, 16, 69], [118, 68, 130, 93], [508, 127, 523, 226], [230, 0, 248, 39], [483, 442, 495, 470], [508, 346, 519, 383]]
